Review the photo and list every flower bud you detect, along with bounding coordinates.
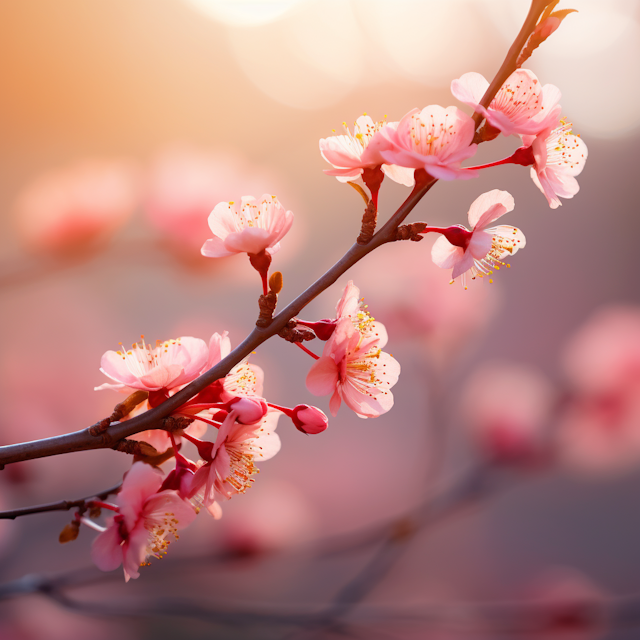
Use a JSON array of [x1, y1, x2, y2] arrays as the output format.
[[291, 404, 328, 435], [229, 397, 268, 424]]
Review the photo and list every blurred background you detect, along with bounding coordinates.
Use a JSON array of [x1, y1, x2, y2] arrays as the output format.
[[1, 0, 640, 638]]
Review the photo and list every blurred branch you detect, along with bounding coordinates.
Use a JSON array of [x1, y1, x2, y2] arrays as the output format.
[[0, 482, 122, 520]]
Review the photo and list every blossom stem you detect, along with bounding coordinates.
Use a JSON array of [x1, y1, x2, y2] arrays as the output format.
[[87, 500, 119, 512], [176, 414, 223, 430], [465, 146, 535, 172], [295, 342, 320, 360], [266, 402, 294, 417]]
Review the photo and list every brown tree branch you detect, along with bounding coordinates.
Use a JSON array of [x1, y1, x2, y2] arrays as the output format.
[[0, 0, 547, 470], [0, 482, 122, 520]]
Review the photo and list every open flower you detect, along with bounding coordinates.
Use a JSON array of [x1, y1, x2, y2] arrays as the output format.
[[96, 336, 209, 394], [189, 410, 281, 518], [451, 69, 561, 137], [379, 105, 478, 180], [320, 115, 414, 187], [523, 119, 588, 209], [430, 189, 526, 288], [91, 462, 197, 581], [306, 315, 400, 419], [201, 195, 293, 258]]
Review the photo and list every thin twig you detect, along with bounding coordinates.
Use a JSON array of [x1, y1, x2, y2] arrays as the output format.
[[0, 482, 122, 520]]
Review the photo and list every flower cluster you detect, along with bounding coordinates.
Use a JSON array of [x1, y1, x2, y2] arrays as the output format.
[[319, 67, 586, 286]]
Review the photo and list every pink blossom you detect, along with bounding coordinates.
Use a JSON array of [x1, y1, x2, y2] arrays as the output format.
[[319, 115, 414, 187], [201, 194, 293, 258], [522, 119, 588, 209], [557, 306, 640, 475], [451, 69, 561, 137], [91, 462, 197, 581], [189, 410, 281, 518], [96, 336, 209, 393], [430, 189, 526, 288], [143, 147, 282, 253], [379, 105, 478, 180], [306, 315, 400, 419], [13, 159, 138, 256], [461, 361, 554, 464]]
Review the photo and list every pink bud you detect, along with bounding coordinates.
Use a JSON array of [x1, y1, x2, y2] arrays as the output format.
[[291, 404, 328, 435], [229, 397, 268, 424]]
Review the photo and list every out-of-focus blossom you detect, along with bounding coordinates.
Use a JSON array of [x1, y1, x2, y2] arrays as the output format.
[[218, 480, 316, 557], [430, 189, 526, 288], [306, 315, 400, 419], [201, 195, 293, 258], [319, 115, 414, 187], [523, 568, 608, 640], [350, 241, 498, 367], [13, 160, 138, 256], [451, 69, 561, 137], [143, 148, 274, 253], [557, 306, 640, 474], [461, 361, 554, 464], [523, 119, 588, 209], [379, 105, 478, 180], [91, 462, 197, 582], [189, 410, 281, 518], [96, 336, 209, 394]]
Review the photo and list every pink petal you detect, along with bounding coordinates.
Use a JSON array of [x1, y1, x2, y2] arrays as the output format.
[[117, 462, 164, 530], [467, 189, 514, 230], [144, 491, 197, 529], [91, 523, 123, 572], [201, 236, 234, 258], [306, 356, 339, 396], [450, 71, 489, 108], [224, 228, 274, 254], [451, 250, 477, 280], [431, 236, 464, 270], [329, 389, 342, 416]]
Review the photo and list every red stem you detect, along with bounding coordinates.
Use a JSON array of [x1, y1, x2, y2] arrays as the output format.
[[295, 342, 320, 360]]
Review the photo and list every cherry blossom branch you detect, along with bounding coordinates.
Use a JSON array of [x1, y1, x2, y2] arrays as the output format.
[[471, 0, 554, 127], [0, 0, 546, 470], [0, 482, 122, 520]]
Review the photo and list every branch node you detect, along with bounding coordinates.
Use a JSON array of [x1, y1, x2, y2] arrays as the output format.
[[162, 415, 194, 432], [112, 439, 159, 457], [357, 200, 378, 245], [278, 320, 316, 343], [256, 291, 278, 328], [394, 222, 427, 242]]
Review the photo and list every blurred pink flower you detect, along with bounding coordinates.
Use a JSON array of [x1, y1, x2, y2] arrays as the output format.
[[144, 147, 283, 252], [320, 115, 414, 186], [306, 315, 400, 419], [430, 189, 526, 288], [461, 361, 554, 464], [379, 105, 478, 180], [218, 480, 316, 556], [522, 119, 588, 209], [451, 69, 561, 137], [91, 462, 197, 582], [13, 159, 138, 256], [557, 306, 640, 474], [201, 195, 293, 258], [523, 568, 607, 640], [349, 242, 498, 367], [189, 410, 281, 518]]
